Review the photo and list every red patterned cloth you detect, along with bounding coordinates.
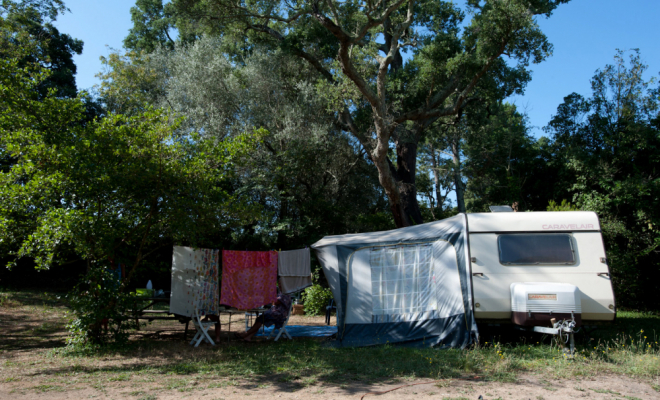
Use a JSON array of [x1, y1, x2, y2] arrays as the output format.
[[220, 250, 278, 309]]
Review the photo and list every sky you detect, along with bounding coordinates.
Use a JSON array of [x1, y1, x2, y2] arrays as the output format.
[[54, 0, 660, 138]]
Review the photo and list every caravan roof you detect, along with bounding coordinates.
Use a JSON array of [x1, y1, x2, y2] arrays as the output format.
[[467, 211, 600, 233]]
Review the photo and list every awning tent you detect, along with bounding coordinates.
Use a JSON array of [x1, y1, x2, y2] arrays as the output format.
[[311, 214, 478, 348]]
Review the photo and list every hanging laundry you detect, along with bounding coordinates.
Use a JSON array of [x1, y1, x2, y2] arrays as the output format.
[[170, 246, 220, 317], [220, 250, 278, 309], [278, 248, 312, 294]]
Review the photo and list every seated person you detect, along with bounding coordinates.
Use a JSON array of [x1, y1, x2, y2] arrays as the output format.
[[237, 291, 291, 341]]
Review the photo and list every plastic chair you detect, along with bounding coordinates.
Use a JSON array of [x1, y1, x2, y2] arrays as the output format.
[[190, 306, 216, 347], [325, 299, 336, 325], [266, 303, 293, 341]]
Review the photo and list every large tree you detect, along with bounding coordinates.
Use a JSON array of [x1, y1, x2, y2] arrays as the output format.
[[126, 0, 570, 227], [98, 38, 391, 248]]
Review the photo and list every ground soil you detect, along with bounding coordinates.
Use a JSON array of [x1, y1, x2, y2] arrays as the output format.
[[1, 368, 657, 399], [0, 295, 658, 400]]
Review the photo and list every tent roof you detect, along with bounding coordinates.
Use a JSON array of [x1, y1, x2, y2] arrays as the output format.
[[311, 214, 465, 249]]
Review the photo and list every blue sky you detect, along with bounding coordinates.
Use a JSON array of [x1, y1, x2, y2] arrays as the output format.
[[54, 0, 659, 138]]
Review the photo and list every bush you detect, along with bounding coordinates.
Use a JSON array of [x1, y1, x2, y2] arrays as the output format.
[[302, 284, 333, 316], [66, 268, 138, 347]]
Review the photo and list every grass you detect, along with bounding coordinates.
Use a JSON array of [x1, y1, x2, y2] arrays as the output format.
[[1, 288, 659, 395]]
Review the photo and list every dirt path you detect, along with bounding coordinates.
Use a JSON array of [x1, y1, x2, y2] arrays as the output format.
[[1, 372, 658, 399]]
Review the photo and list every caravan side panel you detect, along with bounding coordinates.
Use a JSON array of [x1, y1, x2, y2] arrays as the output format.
[[470, 231, 615, 322]]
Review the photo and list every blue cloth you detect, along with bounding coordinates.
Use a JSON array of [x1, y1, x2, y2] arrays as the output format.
[[105, 265, 122, 289], [255, 325, 337, 338]]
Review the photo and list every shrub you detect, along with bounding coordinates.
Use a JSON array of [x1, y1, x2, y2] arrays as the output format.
[[302, 284, 333, 316], [66, 268, 138, 347]]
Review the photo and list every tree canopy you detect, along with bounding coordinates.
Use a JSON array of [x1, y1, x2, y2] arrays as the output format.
[[124, 0, 571, 227]]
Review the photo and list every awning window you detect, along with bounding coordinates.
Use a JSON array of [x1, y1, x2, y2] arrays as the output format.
[[370, 244, 436, 316]]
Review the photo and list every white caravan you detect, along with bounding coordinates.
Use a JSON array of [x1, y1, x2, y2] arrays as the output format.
[[468, 211, 615, 325], [312, 211, 615, 348]]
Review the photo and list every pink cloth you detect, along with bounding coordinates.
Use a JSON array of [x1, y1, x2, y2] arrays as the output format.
[[220, 250, 278, 309]]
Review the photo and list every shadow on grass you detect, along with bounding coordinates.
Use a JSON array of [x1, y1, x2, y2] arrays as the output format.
[[0, 310, 68, 352], [0, 289, 66, 308], [3, 288, 659, 395], [36, 338, 487, 395]]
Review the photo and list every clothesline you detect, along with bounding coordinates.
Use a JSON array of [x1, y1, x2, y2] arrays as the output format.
[[170, 247, 312, 317]]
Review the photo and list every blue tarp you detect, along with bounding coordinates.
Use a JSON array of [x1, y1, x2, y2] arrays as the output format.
[[255, 325, 337, 338]]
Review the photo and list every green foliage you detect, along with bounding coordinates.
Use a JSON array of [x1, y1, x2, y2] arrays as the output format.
[[0, 22, 261, 342], [462, 103, 540, 212], [1, 0, 83, 98], [124, 0, 176, 53], [98, 39, 391, 250], [547, 200, 579, 211], [0, 86, 256, 272], [66, 268, 138, 346], [545, 49, 660, 309], [95, 50, 165, 115], [132, 0, 571, 227], [302, 284, 333, 316], [124, 0, 199, 53]]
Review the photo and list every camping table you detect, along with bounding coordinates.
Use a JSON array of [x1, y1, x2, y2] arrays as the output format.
[[216, 308, 243, 341], [129, 296, 192, 339], [244, 307, 269, 333], [215, 307, 268, 338]]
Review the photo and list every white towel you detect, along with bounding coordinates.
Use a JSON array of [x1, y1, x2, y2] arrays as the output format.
[[278, 248, 312, 294], [170, 246, 219, 317]]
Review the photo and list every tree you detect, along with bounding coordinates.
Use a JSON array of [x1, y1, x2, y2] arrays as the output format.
[[545, 49, 660, 309], [124, 0, 185, 53], [0, 67, 257, 273], [126, 0, 570, 227], [1, 13, 272, 340], [98, 38, 391, 248], [462, 102, 542, 212], [95, 50, 166, 116], [1, 0, 83, 98]]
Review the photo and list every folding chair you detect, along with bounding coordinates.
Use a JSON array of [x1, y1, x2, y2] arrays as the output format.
[[190, 306, 216, 347], [325, 299, 336, 325], [266, 303, 293, 341]]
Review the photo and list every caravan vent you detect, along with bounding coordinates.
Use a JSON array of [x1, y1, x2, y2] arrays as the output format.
[[489, 205, 514, 212]]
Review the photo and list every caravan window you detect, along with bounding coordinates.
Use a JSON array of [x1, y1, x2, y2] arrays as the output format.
[[498, 234, 575, 265], [370, 244, 436, 316]]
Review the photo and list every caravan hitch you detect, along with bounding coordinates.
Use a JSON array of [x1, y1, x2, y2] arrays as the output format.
[[531, 312, 578, 355]]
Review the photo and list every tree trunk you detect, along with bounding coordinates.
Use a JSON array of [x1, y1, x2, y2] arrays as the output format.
[[277, 188, 287, 250], [395, 140, 424, 225], [452, 137, 466, 213], [372, 156, 410, 228], [430, 143, 443, 211]]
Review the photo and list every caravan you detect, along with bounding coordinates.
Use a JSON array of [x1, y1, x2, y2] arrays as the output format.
[[311, 211, 615, 348]]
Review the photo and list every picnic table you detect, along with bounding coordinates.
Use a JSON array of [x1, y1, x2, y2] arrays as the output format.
[[129, 297, 271, 342], [130, 295, 192, 338]]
